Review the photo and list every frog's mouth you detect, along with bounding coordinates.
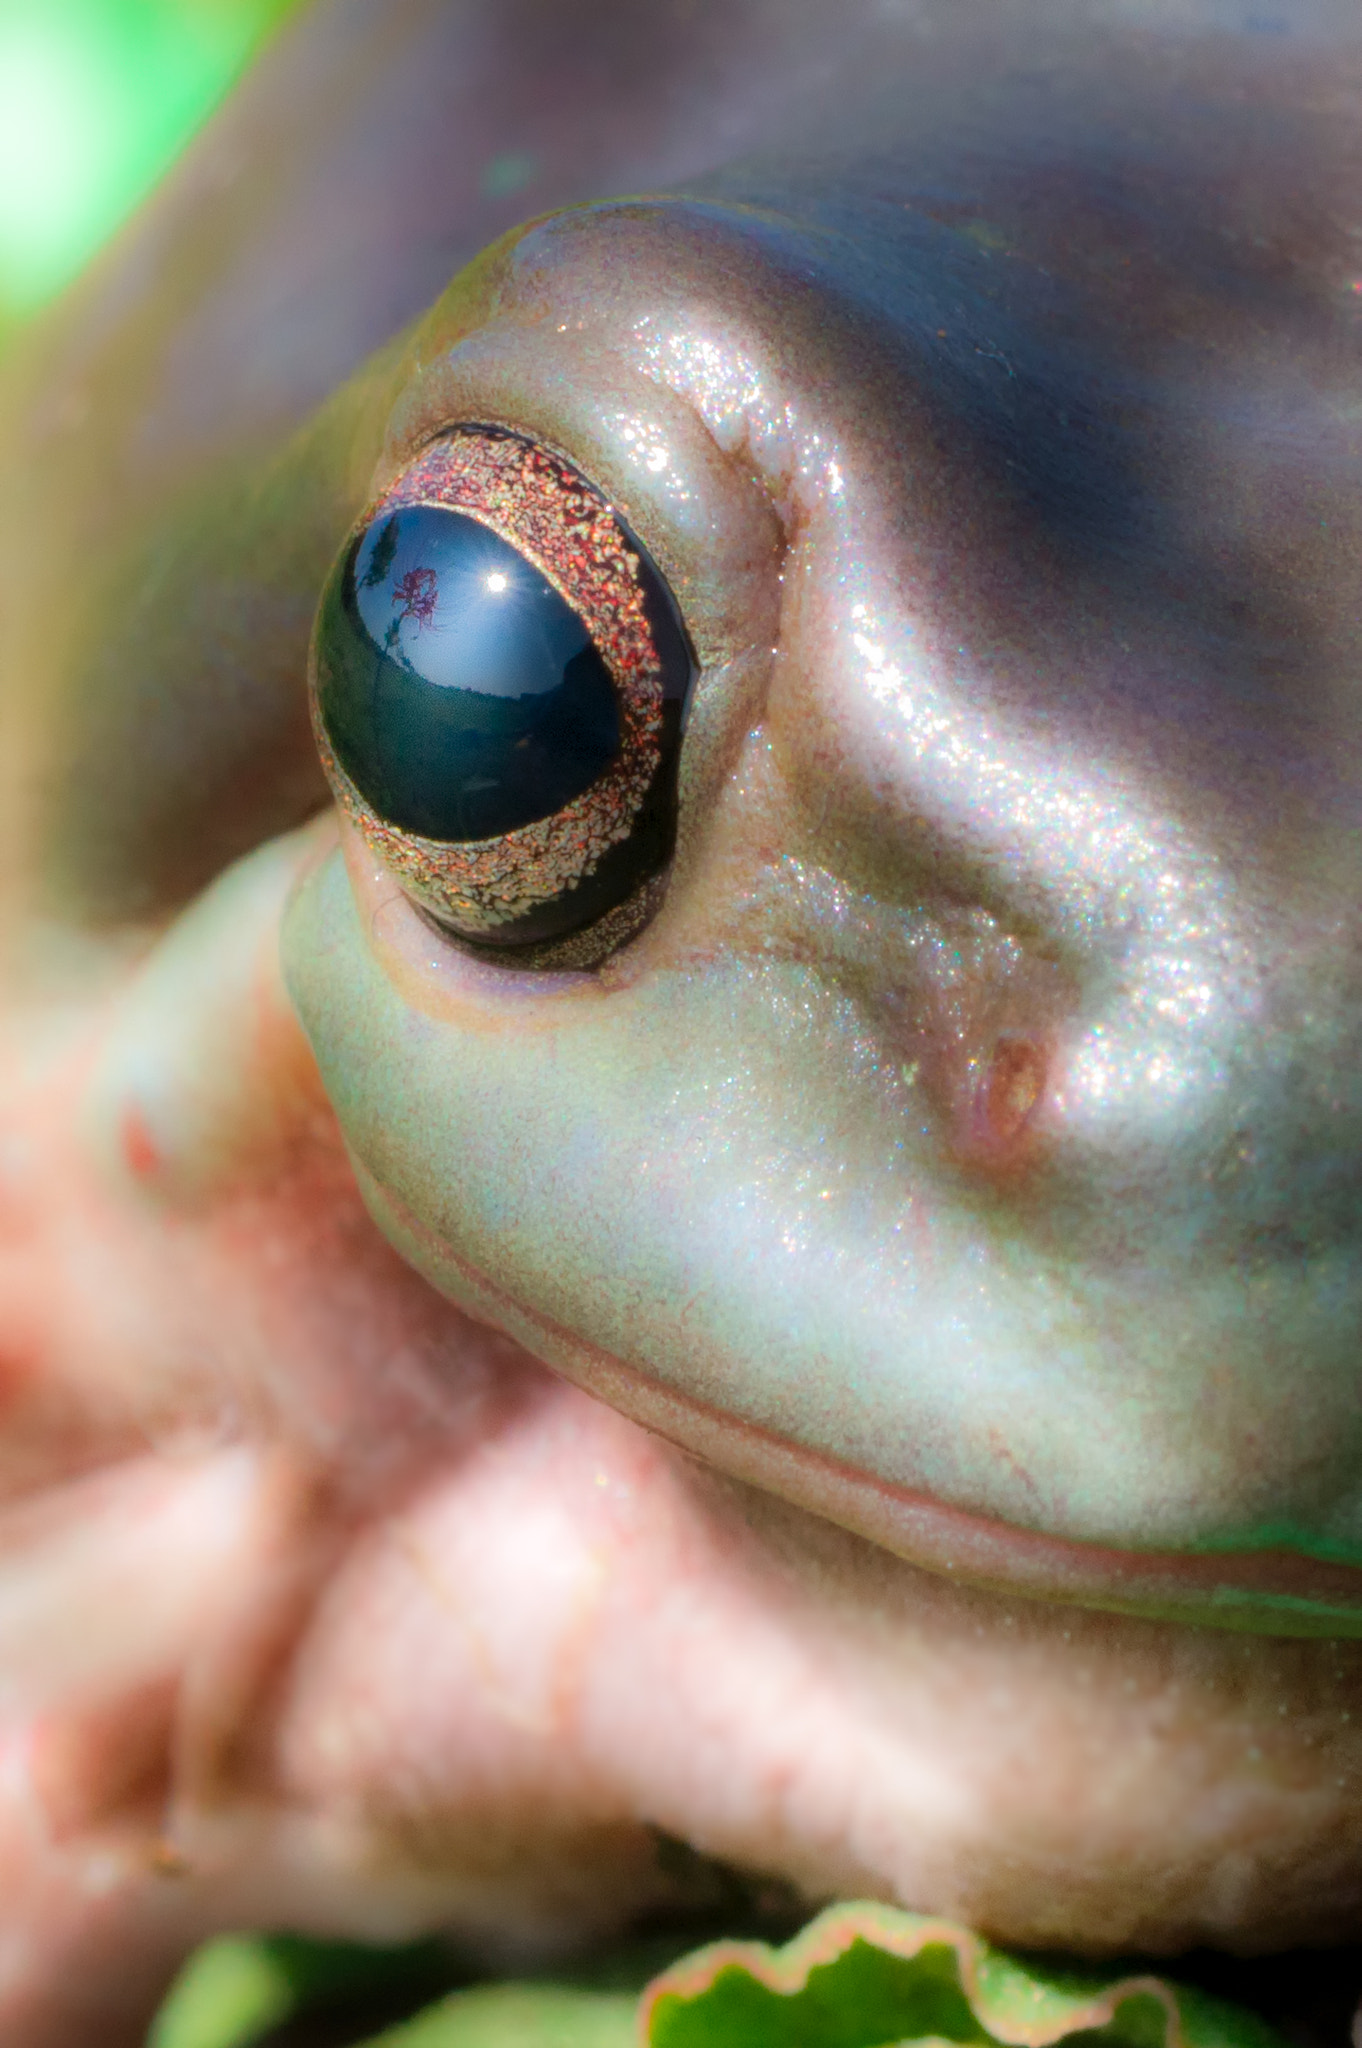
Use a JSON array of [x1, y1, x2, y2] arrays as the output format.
[[361, 1176, 1362, 1645]]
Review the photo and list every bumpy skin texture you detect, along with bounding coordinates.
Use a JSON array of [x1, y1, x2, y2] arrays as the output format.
[[3, 2, 1362, 2041]]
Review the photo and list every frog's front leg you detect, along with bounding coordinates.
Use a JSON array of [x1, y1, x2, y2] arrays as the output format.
[[2, 4, 1362, 2044]]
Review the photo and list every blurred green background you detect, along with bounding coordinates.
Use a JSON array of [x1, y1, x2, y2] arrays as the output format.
[[0, 0, 300, 337]]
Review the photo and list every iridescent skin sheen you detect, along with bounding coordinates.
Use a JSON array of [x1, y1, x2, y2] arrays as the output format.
[[1, 4, 1361, 2043]]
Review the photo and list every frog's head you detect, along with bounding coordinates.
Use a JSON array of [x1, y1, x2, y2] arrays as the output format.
[[287, 23, 1362, 1627], [3, 0, 1362, 2023], [284, 5, 1362, 1947]]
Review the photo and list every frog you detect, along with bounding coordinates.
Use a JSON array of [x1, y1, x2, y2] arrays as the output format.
[[1, 1, 1361, 2042]]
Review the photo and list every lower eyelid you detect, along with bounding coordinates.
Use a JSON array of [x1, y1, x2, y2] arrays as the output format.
[[340, 821, 608, 1012], [420, 869, 673, 976]]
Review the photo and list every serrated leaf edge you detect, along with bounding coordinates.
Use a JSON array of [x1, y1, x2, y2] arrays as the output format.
[[637, 1902, 1188, 2048]]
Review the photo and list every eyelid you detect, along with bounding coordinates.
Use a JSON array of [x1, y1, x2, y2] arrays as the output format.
[[336, 816, 623, 1013], [380, 320, 785, 681]]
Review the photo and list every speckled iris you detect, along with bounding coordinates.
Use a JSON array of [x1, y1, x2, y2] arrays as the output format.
[[317, 506, 622, 843]]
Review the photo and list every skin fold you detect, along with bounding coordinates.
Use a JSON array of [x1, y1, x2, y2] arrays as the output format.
[[1, 0, 1362, 2039]]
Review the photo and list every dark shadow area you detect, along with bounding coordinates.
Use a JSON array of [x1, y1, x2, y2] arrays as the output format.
[[1143, 1943, 1362, 2048], [245, 1839, 808, 2046]]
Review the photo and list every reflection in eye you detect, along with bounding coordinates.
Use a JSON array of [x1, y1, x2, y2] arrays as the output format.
[[311, 427, 693, 954], [340, 507, 622, 843]]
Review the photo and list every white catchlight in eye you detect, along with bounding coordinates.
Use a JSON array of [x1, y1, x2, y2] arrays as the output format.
[[485, 572, 508, 593]]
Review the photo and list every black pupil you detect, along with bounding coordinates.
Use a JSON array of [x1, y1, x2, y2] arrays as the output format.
[[319, 505, 621, 842]]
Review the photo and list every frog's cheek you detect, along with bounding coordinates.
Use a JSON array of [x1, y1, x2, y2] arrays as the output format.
[[282, 829, 1362, 1641]]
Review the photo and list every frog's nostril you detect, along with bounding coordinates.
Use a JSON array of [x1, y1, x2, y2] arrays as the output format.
[[961, 1035, 1048, 1168], [865, 917, 1067, 1178]]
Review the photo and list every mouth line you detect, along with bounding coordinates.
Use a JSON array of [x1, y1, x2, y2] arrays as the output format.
[[585, 1356, 1362, 1639], [400, 1250, 1362, 1641], [364, 1171, 1362, 1639]]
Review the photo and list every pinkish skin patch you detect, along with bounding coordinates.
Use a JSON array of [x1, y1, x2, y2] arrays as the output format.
[[119, 1104, 161, 1185]]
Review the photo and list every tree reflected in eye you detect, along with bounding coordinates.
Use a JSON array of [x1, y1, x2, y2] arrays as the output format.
[[389, 562, 438, 630]]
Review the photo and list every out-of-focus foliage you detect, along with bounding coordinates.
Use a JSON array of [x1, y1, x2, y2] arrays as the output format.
[[148, 1905, 1292, 2048], [0, 0, 298, 335]]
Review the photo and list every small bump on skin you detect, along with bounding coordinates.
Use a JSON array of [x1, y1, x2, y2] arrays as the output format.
[[971, 1036, 1049, 1162]]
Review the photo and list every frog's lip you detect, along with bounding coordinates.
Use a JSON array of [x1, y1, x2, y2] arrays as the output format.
[[579, 1350, 1362, 1641], [397, 1225, 1362, 1641]]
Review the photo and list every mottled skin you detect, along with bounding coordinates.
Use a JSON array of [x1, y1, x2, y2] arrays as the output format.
[[1, 1, 1362, 2041]]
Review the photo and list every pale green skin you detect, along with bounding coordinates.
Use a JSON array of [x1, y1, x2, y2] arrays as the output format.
[[2, 3, 1362, 2042]]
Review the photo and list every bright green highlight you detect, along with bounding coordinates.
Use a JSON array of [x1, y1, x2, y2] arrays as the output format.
[[145, 1936, 294, 2048], [0, 0, 295, 319], [146, 1907, 1293, 2048], [146, 1933, 462, 2048]]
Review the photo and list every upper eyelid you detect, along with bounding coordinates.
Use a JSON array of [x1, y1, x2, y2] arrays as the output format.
[[378, 323, 785, 679]]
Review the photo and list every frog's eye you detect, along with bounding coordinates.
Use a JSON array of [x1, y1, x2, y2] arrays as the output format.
[[311, 425, 693, 956]]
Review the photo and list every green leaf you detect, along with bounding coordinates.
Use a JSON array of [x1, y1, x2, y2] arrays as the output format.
[[145, 1933, 461, 2048], [145, 1904, 1296, 2048], [144, 1936, 294, 2048], [638, 1903, 1293, 2048]]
